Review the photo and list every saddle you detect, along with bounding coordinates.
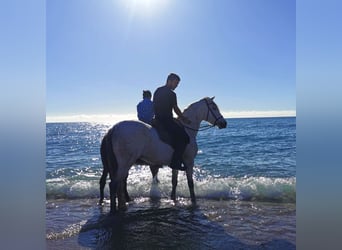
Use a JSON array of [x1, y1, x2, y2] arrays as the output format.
[[134, 119, 175, 166], [134, 119, 182, 166], [151, 118, 189, 171]]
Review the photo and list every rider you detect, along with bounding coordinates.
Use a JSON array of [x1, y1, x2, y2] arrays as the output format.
[[137, 90, 160, 180], [153, 73, 191, 171], [137, 90, 154, 125]]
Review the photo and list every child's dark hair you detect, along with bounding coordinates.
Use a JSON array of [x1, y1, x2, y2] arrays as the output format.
[[143, 90, 152, 99]]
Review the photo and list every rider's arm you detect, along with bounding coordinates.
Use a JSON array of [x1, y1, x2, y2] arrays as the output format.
[[173, 105, 191, 124]]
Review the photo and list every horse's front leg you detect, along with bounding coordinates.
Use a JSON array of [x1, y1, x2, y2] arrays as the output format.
[[171, 169, 178, 200], [184, 159, 196, 204], [186, 167, 196, 204]]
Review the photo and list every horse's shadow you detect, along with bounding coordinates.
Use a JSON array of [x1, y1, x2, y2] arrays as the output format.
[[78, 198, 295, 250]]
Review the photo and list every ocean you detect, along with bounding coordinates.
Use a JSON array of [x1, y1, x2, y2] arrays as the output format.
[[46, 117, 296, 249]]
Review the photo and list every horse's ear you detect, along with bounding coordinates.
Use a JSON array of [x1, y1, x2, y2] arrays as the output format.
[[211, 96, 215, 100]]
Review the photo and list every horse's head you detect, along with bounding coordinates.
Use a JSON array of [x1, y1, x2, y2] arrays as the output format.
[[204, 97, 227, 129]]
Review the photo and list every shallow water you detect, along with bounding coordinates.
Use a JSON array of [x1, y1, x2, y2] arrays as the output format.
[[46, 198, 295, 249]]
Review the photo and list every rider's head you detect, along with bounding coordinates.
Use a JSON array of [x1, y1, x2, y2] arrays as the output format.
[[143, 90, 152, 99], [166, 73, 180, 90]]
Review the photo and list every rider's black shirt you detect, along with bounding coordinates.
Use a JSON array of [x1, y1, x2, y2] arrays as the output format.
[[153, 86, 177, 121]]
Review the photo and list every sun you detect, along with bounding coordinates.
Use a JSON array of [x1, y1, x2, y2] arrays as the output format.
[[134, 0, 156, 8], [122, 0, 169, 16]]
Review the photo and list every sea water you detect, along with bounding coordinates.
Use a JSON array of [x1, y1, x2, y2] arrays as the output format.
[[46, 117, 296, 249]]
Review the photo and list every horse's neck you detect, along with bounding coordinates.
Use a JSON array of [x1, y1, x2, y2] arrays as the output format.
[[182, 103, 205, 138]]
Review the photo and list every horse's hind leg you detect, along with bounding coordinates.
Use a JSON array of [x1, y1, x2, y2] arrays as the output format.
[[113, 161, 133, 211], [124, 174, 131, 202], [171, 169, 178, 200], [109, 181, 118, 213], [150, 165, 161, 183], [99, 170, 107, 205], [118, 180, 128, 210]]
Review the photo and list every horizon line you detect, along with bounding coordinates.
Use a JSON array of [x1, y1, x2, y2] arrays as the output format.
[[46, 110, 296, 123]]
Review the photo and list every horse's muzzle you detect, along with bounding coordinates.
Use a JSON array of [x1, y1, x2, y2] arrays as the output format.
[[217, 119, 227, 129]]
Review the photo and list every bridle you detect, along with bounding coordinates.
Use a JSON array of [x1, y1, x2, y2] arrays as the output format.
[[183, 98, 224, 131]]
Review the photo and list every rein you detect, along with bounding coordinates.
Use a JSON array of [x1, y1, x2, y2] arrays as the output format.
[[184, 123, 214, 131], [182, 98, 223, 132]]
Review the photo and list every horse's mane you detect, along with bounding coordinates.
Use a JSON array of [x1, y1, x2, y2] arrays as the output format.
[[183, 97, 211, 113]]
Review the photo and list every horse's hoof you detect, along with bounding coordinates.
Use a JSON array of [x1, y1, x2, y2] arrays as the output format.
[[109, 208, 117, 215], [190, 202, 198, 210], [118, 203, 127, 211], [152, 177, 160, 184]]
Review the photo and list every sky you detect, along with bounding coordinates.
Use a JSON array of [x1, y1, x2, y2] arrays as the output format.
[[46, 0, 296, 122]]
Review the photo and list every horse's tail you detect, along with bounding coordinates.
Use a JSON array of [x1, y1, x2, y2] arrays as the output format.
[[105, 127, 118, 176], [99, 131, 108, 203], [100, 132, 108, 175], [99, 127, 118, 204]]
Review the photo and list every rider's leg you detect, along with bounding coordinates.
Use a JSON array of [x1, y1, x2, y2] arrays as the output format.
[[170, 125, 189, 171]]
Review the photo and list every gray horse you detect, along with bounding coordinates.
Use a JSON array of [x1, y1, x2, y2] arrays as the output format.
[[99, 97, 227, 213]]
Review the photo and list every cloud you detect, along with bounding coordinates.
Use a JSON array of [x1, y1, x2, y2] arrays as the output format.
[[46, 113, 137, 124], [223, 110, 296, 118]]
